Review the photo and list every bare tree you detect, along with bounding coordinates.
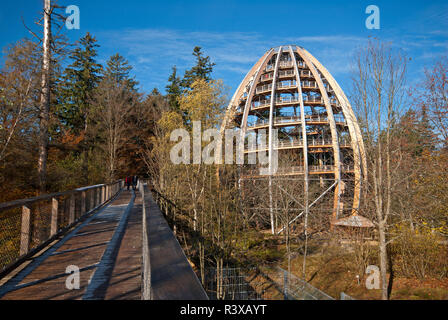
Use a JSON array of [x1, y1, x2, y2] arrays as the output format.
[[419, 57, 448, 147], [36, 0, 52, 192], [90, 79, 139, 182], [21, 0, 68, 193], [351, 39, 407, 300]]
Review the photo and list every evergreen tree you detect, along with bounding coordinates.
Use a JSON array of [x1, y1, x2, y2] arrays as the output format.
[[58, 33, 103, 185], [150, 87, 161, 96], [59, 32, 102, 133], [398, 108, 435, 157], [181, 46, 215, 89], [165, 65, 182, 111], [104, 53, 138, 90]]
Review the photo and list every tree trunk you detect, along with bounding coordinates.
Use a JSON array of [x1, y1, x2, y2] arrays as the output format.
[[378, 220, 389, 300], [37, 0, 51, 193]]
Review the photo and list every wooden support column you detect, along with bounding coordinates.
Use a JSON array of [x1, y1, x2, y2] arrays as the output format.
[[300, 48, 366, 215], [289, 45, 310, 235], [50, 198, 58, 236], [296, 47, 342, 220], [267, 47, 282, 234]]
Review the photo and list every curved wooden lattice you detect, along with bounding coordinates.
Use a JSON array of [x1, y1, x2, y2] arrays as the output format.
[[219, 45, 369, 229]]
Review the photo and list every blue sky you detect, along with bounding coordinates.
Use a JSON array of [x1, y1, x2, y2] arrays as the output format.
[[1, 0, 447, 97]]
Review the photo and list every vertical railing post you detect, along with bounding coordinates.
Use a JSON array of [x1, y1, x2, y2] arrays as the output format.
[[20, 205, 31, 256], [141, 183, 152, 300], [50, 198, 58, 236], [89, 189, 94, 211], [81, 191, 86, 216], [283, 270, 288, 300], [69, 193, 75, 225]]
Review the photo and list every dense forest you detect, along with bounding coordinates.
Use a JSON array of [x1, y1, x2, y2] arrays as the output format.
[[0, 2, 447, 300]]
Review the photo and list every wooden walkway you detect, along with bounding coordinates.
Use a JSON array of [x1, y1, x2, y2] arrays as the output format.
[[0, 190, 143, 300]]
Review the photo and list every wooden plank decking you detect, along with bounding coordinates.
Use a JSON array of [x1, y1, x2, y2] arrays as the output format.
[[0, 190, 142, 300], [0, 186, 208, 300]]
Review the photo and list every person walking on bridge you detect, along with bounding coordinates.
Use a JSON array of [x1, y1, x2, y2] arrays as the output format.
[[132, 175, 138, 190], [125, 176, 132, 190]]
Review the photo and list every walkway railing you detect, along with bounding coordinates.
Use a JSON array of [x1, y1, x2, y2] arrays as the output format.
[[0, 180, 123, 277], [139, 181, 152, 300], [266, 60, 306, 72], [245, 138, 351, 153], [277, 267, 335, 300], [255, 80, 329, 94], [241, 165, 354, 177], [139, 182, 208, 300], [247, 112, 347, 128]]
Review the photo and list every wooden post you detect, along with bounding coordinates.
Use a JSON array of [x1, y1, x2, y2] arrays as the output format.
[[101, 185, 105, 203], [89, 189, 94, 211], [81, 191, 86, 216], [283, 269, 288, 300], [20, 206, 31, 256], [50, 198, 58, 236], [69, 194, 75, 225]]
